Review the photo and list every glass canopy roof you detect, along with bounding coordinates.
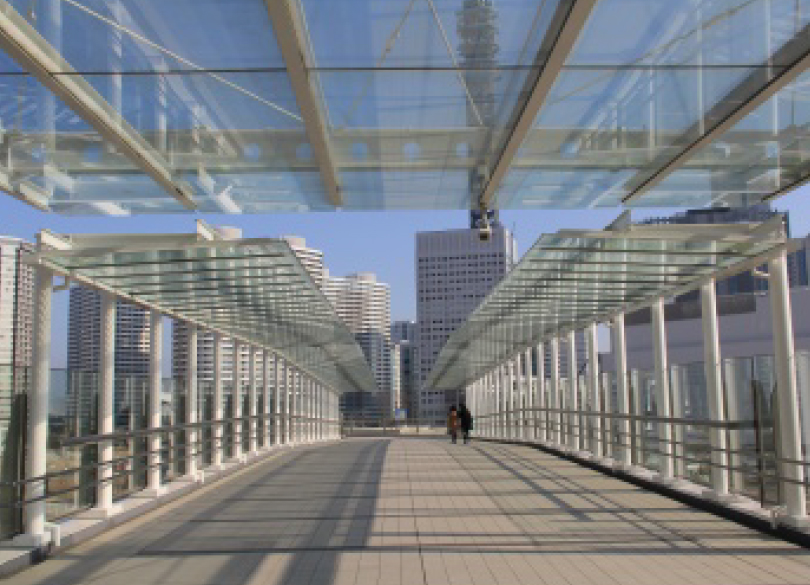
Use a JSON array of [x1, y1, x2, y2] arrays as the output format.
[[426, 216, 789, 392], [31, 227, 377, 394], [0, 0, 807, 214]]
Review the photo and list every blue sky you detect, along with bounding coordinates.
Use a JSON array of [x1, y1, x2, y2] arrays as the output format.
[[3, 185, 809, 369]]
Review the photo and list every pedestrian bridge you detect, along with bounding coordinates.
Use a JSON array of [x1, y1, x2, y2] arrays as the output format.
[[6, 438, 809, 585]]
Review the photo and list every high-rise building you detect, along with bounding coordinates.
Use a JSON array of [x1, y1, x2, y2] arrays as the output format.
[[391, 320, 417, 344], [639, 205, 807, 296], [67, 288, 152, 375], [0, 237, 34, 537], [323, 272, 392, 417], [281, 235, 325, 287], [416, 222, 517, 424]]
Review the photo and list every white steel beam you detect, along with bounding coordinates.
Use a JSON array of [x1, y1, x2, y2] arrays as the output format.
[[623, 26, 810, 204], [265, 0, 342, 207], [0, 2, 196, 210], [479, 0, 598, 209]]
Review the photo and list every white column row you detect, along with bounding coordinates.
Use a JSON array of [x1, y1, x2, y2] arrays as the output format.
[[21, 267, 344, 542], [463, 249, 806, 524]]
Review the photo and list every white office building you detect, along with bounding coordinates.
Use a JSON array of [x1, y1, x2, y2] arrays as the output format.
[[416, 222, 517, 424], [323, 272, 392, 416]]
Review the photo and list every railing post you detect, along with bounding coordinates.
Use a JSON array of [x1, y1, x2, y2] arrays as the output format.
[[701, 279, 729, 497], [212, 333, 224, 467], [232, 340, 243, 460], [145, 310, 163, 495], [613, 314, 632, 468], [184, 324, 198, 479], [18, 266, 52, 545], [652, 298, 674, 480], [769, 250, 807, 520]]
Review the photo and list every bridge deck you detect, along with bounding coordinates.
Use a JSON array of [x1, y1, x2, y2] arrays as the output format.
[[8, 438, 810, 585]]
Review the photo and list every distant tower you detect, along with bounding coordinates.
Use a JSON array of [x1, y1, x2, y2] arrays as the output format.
[[458, 0, 500, 227]]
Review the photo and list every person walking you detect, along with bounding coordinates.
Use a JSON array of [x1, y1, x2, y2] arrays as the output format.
[[459, 403, 473, 444], [447, 406, 459, 444]]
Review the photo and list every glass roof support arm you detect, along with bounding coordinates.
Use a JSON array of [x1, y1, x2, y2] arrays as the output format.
[[212, 333, 224, 468], [265, 0, 342, 208], [16, 265, 52, 546], [612, 314, 631, 469], [567, 330, 578, 451], [701, 279, 730, 498], [478, 0, 599, 210], [768, 250, 807, 520], [184, 325, 199, 480], [0, 2, 196, 210], [622, 21, 810, 205], [651, 298, 674, 481], [586, 324, 600, 458], [145, 310, 164, 496]]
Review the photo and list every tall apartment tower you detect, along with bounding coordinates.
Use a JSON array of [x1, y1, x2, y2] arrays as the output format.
[[0, 237, 34, 537], [323, 272, 392, 417], [416, 223, 517, 424], [173, 232, 323, 383], [67, 288, 151, 374]]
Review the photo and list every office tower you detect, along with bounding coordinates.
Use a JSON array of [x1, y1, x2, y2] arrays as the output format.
[[323, 272, 392, 417], [0, 237, 34, 537], [391, 320, 417, 344], [416, 223, 517, 424]]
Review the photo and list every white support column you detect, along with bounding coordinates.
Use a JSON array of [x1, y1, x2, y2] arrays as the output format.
[[550, 338, 561, 445], [507, 359, 516, 439], [515, 355, 524, 440], [652, 298, 674, 480], [586, 324, 601, 457], [232, 340, 243, 460], [95, 292, 117, 515], [567, 330, 579, 450], [291, 368, 299, 444], [769, 251, 807, 519], [145, 311, 163, 495], [185, 325, 199, 479], [248, 346, 258, 454], [212, 333, 224, 467], [273, 354, 282, 445], [524, 349, 533, 441], [537, 342, 546, 442], [263, 350, 271, 449], [284, 362, 292, 444], [701, 279, 729, 497], [303, 377, 310, 443], [495, 365, 503, 438], [613, 314, 632, 468], [20, 267, 52, 543]]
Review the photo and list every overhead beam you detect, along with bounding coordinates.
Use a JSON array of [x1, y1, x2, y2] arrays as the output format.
[[622, 23, 810, 204], [0, 2, 196, 210], [478, 0, 598, 209], [265, 0, 342, 207]]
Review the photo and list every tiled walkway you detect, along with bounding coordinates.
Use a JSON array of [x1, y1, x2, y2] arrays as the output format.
[[7, 438, 810, 585]]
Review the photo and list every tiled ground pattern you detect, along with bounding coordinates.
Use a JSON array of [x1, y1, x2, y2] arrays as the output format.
[[5, 438, 810, 585]]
